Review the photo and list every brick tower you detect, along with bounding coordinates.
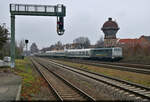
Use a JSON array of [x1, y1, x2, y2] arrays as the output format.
[[101, 17, 120, 47]]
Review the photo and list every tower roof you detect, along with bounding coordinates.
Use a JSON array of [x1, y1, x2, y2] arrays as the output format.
[[102, 17, 119, 28]]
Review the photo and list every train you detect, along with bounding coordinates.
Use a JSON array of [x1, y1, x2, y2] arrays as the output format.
[[36, 47, 123, 61]]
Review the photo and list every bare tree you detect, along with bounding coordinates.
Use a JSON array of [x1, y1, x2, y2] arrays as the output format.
[[49, 45, 55, 50], [95, 36, 104, 48], [41, 47, 50, 53], [55, 41, 63, 50], [40, 41, 64, 52], [18, 39, 25, 53], [30, 43, 39, 53], [73, 37, 90, 49]]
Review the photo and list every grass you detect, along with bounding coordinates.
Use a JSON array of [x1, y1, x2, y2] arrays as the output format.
[[15, 58, 35, 84], [53, 59, 150, 87], [121, 55, 150, 64], [13, 57, 42, 100]]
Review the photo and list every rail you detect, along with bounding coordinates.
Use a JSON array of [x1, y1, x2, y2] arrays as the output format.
[[31, 58, 95, 101], [49, 58, 150, 75], [39, 58, 150, 101]]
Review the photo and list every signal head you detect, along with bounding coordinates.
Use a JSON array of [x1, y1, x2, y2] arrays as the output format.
[[25, 39, 29, 44], [57, 16, 65, 35]]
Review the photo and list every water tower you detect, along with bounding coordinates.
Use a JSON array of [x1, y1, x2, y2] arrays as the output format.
[[101, 17, 119, 47]]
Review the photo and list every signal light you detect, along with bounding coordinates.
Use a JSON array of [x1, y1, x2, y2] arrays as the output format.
[[25, 39, 29, 44], [57, 16, 65, 35]]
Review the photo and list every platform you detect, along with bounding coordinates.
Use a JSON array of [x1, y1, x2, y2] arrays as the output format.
[[0, 73, 22, 101]]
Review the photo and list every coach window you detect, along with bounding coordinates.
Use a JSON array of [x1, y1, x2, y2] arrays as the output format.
[[82, 52, 84, 55]]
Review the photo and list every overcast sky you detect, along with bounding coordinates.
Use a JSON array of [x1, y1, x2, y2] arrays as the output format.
[[0, 0, 150, 49]]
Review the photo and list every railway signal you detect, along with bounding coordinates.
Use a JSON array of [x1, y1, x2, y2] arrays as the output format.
[[25, 39, 29, 56], [57, 16, 65, 35], [25, 39, 29, 44]]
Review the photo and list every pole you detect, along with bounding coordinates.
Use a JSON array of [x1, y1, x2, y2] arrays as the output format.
[[26, 43, 28, 56], [10, 15, 15, 68]]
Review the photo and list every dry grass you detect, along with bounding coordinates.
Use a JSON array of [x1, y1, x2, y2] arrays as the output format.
[[121, 46, 150, 64], [14, 58, 47, 100], [54, 60, 150, 87]]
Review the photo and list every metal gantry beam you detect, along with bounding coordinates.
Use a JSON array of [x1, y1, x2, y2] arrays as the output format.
[[10, 4, 66, 16], [10, 4, 66, 68]]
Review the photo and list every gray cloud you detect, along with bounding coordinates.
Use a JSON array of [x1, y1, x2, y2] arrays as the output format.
[[0, 0, 150, 49]]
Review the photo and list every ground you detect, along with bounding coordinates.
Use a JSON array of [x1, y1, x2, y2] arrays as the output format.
[[1, 57, 150, 101], [53, 59, 150, 87], [0, 57, 51, 101]]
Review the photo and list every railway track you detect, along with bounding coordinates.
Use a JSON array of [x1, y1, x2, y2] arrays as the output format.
[[38, 57, 150, 101], [49, 58, 150, 75], [31, 58, 95, 101], [31, 59, 58, 101]]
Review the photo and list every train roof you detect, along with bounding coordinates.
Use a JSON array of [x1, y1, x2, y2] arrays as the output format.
[[66, 48, 91, 52], [45, 47, 122, 53], [66, 47, 122, 52], [46, 50, 65, 53], [92, 47, 122, 50]]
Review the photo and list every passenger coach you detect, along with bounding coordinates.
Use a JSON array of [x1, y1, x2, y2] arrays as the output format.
[[66, 47, 122, 60], [36, 47, 122, 60]]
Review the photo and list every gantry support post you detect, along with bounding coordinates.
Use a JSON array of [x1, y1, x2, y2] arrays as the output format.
[[10, 15, 15, 68]]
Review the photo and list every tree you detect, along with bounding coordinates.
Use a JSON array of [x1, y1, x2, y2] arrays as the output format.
[[0, 24, 9, 50], [73, 37, 90, 49], [55, 41, 63, 50], [40, 41, 64, 52], [18, 39, 25, 53], [0, 23, 9, 59], [0, 41, 10, 59], [95, 36, 104, 48], [49, 45, 55, 51], [30, 43, 39, 53], [15, 41, 22, 58], [41, 47, 50, 53]]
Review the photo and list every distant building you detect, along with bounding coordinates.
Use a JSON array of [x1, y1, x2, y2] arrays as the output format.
[[139, 35, 150, 47], [117, 35, 150, 48], [63, 43, 76, 49], [89, 45, 96, 48], [117, 38, 140, 47]]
